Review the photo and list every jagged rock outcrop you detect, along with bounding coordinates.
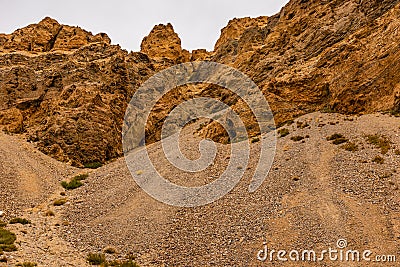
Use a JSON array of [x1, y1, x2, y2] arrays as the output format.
[[0, 18, 154, 166], [190, 49, 212, 61], [213, 16, 269, 63], [200, 0, 400, 140], [1, 0, 400, 165], [0, 17, 110, 53], [212, 0, 400, 117], [140, 23, 190, 69]]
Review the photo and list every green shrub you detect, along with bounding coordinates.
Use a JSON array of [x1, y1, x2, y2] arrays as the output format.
[[107, 260, 140, 267], [61, 174, 88, 190], [0, 228, 17, 253], [16, 262, 37, 267], [61, 179, 82, 190], [9, 218, 31, 225], [75, 173, 89, 180], [340, 142, 359, 152], [366, 134, 391, 154], [0, 228, 16, 245], [0, 244, 17, 252], [53, 198, 67, 206], [278, 128, 289, 138], [327, 133, 348, 145], [84, 162, 103, 169], [86, 252, 140, 266], [0, 221, 6, 227], [290, 136, 304, 142], [326, 133, 344, 141], [87, 253, 106, 265]]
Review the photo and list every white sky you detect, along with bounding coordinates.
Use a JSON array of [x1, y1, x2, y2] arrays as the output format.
[[0, 0, 290, 52]]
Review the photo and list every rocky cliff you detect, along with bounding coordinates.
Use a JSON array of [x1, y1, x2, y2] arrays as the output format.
[[1, 0, 400, 166], [202, 0, 400, 139], [0, 17, 155, 166]]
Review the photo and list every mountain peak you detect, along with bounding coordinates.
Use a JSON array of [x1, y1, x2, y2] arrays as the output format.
[[140, 23, 190, 63], [0, 17, 110, 53], [38, 16, 60, 26]]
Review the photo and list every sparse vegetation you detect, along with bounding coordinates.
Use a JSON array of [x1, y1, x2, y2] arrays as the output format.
[[87, 253, 106, 265], [332, 138, 348, 145], [0, 221, 6, 227], [86, 252, 140, 267], [321, 106, 335, 113], [45, 210, 55, 216], [0, 228, 17, 254], [366, 134, 391, 154], [0, 243, 17, 253], [326, 133, 348, 145], [326, 133, 344, 141], [291, 136, 305, 142], [9, 218, 31, 225], [372, 155, 385, 164], [16, 262, 37, 267], [106, 259, 140, 267], [296, 121, 309, 129], [104, 247, 117, 254], [340, 142, 359, 152], [61, 173, 88, 190], [84, 162, 103, 169], [278, 128, 290, 138], [53, 198, 67, 206], [61, 179, 82, 190], [395, 149, 400, 155]]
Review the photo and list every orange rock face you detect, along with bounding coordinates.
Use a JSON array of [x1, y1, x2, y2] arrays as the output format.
[[0, 18, 153, 166], [211, 0, 400, 124], [0, 17, 110, 52], [1, 0, 400, 165], [140, 23, 190, 66]]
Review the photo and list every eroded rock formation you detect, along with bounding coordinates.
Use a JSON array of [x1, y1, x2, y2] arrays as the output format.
[[1, 0, 400, 165]]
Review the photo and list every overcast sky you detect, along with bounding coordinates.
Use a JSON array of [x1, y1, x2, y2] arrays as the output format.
[[0, 0, 289, 52]]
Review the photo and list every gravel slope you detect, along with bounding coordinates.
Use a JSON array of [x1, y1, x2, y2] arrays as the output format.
[[1, 112, 399, 266]]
